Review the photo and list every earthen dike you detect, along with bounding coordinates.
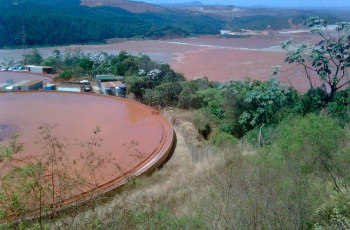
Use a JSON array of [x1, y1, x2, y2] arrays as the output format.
[[0, 90, 175, 222]]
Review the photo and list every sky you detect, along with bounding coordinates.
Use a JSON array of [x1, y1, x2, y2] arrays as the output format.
[[137, 0, 350, 8]]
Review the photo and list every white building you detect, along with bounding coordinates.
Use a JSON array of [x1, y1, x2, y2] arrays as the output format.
[[25, 65, 53, 74]]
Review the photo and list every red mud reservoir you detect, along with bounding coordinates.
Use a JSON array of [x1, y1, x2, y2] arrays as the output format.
[[0, 91, 175, 210]]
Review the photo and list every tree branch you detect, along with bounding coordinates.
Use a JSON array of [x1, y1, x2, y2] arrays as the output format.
[[335, 80, 350, 90]]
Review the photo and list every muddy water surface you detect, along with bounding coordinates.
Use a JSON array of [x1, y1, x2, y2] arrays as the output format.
[[0, 33, 322, 91], [0, 91, 171, 186]]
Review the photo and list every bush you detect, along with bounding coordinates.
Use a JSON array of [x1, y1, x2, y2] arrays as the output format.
[[274, 114, 349, 198], [193, 110, 216, 140], [57, 69, 74, 80], [211, 132, 238, 147]]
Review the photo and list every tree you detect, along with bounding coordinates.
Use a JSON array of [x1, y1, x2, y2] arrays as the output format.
[[137, 54, 159, 72], [78, 57, 94, 73], [178, 79, 214, 109], [63, 48, 83, 68], [193, 88, 224, 139], [21, 49, 43, 65], [157, 64, 186, 84], [222, 79, 296, 137], [52, 50, 62, 60], [277, 17, 350, 102], [126, 75, 154, 100], [150, 82, 182, 107]]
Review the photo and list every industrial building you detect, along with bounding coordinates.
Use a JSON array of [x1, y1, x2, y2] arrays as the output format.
[[56, 84, 85, 92], [61, 80, 91, 92], [19, 80, 43, 90], [25, 65, 54, 74], [100, 81, 126, 98], [96, 75, 124, 82], [96, 75, 126, 98], [4, 80, 43, 91]]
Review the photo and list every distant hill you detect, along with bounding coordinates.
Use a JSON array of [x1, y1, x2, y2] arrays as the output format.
[[159, 1, 204, 7], [80, 0, 164, 13], [169, 4, 350, 31], [0, 0, 224, 48], [1, 0, 350, 49]]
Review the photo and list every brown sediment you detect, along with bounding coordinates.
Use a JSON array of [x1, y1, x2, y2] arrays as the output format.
[[169, 46, 323, 92], [0, 91, 175, 221], [0, 123, 19, 142], [0, 33, 324, 92]]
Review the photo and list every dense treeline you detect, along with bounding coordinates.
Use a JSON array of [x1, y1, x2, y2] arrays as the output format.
[[0, 0, 224, 48], [2, 0, 350, 48], [226, 12, 349, 31], [223, 6, 350, 31], [227, 15, 291, 31]]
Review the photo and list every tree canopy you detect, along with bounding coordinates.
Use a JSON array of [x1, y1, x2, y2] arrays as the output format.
[[277, 17, 350, 102], [0, 0, 224, 48]]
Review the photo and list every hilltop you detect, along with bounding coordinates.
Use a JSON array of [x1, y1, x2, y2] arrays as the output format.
[[1, 0, 350, 48], [80, 0, 164, 13], [0, 0, 223, 48]]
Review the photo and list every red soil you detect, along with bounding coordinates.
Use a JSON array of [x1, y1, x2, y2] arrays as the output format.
[[0, 32, 325, 92]]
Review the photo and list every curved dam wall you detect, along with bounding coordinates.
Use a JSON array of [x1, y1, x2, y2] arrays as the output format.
[[0, 91, 175, 220]]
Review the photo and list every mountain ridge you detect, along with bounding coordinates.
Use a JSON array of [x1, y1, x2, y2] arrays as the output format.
[[80, 0, 164, 13]]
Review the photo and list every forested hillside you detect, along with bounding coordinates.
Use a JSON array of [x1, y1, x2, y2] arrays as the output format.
[[2, 0, 350, 48], [0, 0, 224, 48]]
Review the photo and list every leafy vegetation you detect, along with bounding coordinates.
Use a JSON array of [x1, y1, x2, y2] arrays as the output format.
[[277, 17, 350, 102], [0, 0, 224, 48], [227, 15, 291, 31]]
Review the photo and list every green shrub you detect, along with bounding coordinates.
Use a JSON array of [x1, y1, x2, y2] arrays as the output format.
[[57, 69, 74, 79], [211, 132, 238, 147], [275, 114, 348, 196]]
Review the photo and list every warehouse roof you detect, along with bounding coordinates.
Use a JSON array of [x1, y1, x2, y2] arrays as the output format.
[[25, 65, 53, 69], [102, 81, 126, 88], [21, 80, 42, 87]]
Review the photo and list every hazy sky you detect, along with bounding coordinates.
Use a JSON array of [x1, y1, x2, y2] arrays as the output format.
[[138, 0, 350, 7]]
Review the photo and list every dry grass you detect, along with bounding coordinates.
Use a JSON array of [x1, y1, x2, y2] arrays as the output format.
[[46, 108, 232, 229], [30, 111, 350, 230], [6, 108, 279, 229], [166, 108, 196, 124]]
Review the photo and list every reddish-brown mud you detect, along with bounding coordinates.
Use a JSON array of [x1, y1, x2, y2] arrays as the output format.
[[0, 91, 174, 210], [0, 32, 324, 92]]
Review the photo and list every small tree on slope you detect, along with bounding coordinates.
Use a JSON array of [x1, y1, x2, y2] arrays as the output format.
[[276, 17, 350, 102]]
